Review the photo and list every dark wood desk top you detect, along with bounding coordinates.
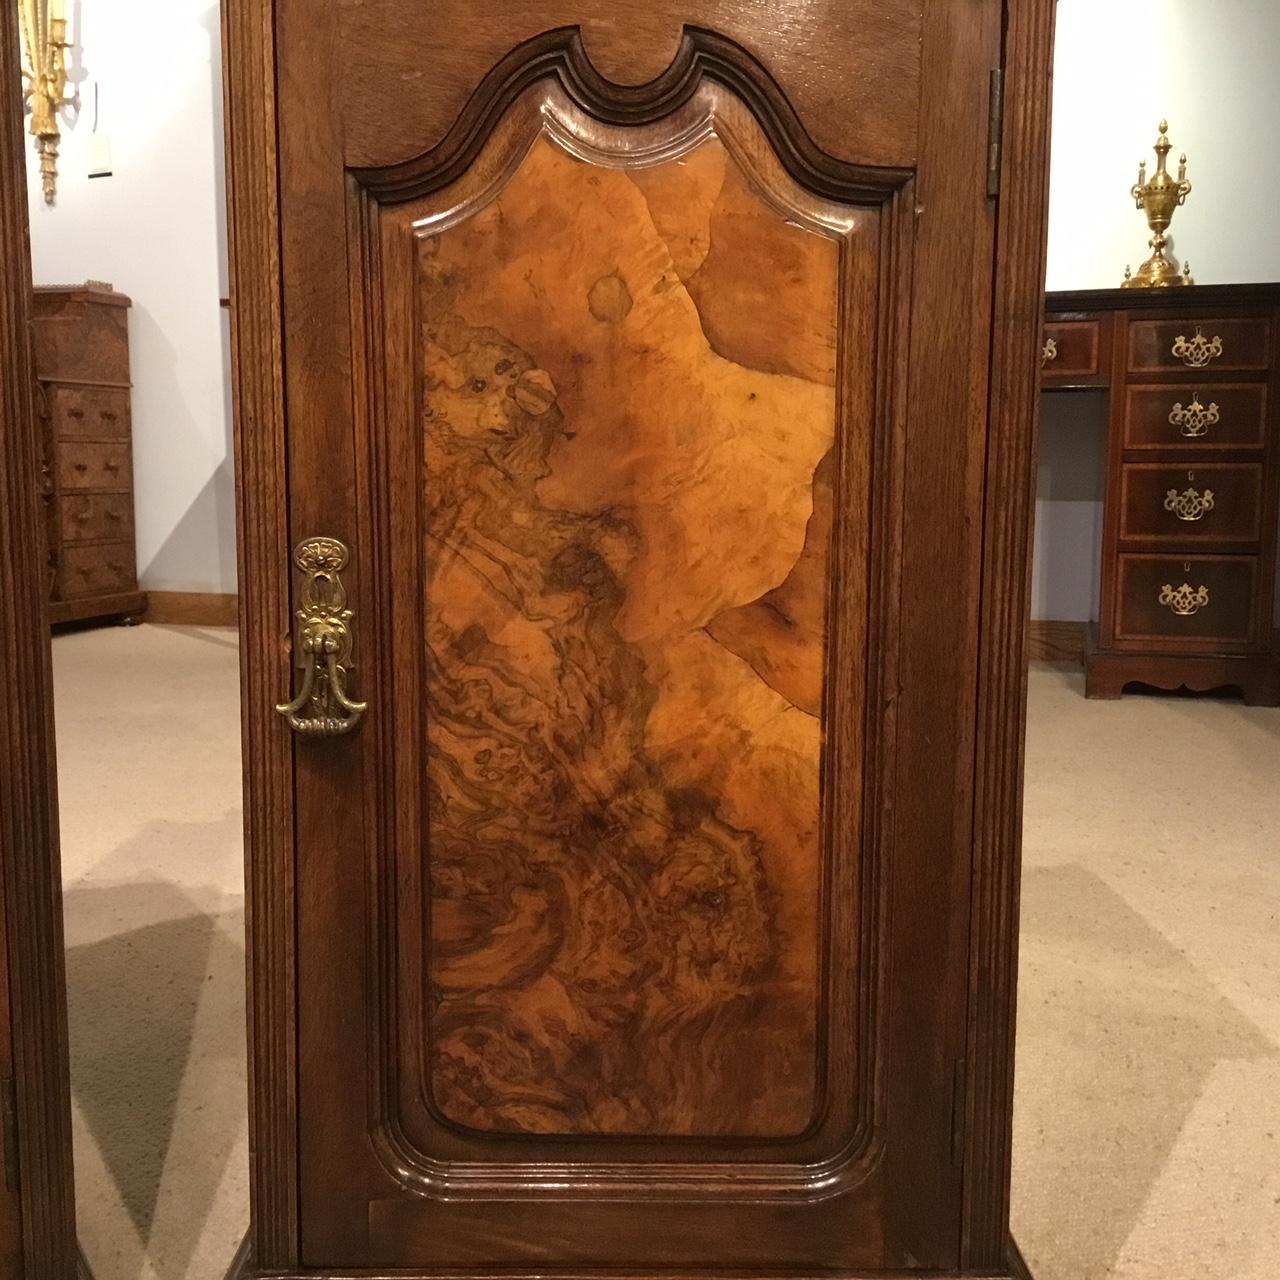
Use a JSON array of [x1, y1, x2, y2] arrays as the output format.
[[1048, 282, 1280, 316]]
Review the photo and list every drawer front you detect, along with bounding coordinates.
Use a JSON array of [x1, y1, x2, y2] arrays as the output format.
[[30, 305, 130, 384], [1115, 555, 1258, 648], [57, 542, 138, 600], [1122, 383, 1268, 452], [59, 493, 134, 544], [49, 384, 129, 439], [1127, 317, 1273, 374], [58, 440, 131, 491], [1118, 463, 1263, 544], [1041, 320, 1103, 383]]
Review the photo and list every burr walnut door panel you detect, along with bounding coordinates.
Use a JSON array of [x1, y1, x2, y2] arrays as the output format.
[[274, 1, 1003, 1273]]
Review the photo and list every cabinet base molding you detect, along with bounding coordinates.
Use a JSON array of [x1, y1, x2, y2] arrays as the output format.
[[241, 1270, 1032, 1280], [49, 589, 147, 626], [1085, 626, 1280, 705], [232, 1242, 1034, 1280], [144, 591, 239, 627]]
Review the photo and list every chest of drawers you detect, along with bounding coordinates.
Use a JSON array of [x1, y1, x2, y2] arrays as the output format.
[[1043, 285, 1280, 705], [30, 283, 147, 625]]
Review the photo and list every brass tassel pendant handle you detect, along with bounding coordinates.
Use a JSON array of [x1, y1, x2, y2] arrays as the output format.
[[276, 537, 367, 737]]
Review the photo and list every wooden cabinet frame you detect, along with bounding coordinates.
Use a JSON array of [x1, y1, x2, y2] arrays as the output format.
[[223, 2, 1055, 1277], [0, 3, 81, 1277]]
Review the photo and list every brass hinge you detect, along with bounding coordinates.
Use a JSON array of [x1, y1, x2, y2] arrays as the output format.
[[2, 1075, 18, 1192], [987, 68, 1005, 197], [950, 1057, 967, 1166]]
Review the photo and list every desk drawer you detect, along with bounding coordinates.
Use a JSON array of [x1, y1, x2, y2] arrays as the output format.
[[1127, 317, 1272, 374], [56, 542, 138, 600], [1122, 383, 1268, 451], [59, 493, 133, 544], [1114, 554, 1258, 648], [48, 384, 129, 440], [1118, 463, 1262, 544], [1042, 320, 1105, 384], [58, 440, 131, 491]]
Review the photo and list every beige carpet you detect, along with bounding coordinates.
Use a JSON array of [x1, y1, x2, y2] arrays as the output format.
[[53, 625, 247, 1280], [50, 625, 1280, 1279]]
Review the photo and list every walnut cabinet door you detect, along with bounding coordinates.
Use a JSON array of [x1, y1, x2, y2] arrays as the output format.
[[225, 1, 1052, 1276]]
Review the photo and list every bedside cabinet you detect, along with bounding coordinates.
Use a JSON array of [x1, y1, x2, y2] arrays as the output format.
[[30, 282, 147, 625], [1044, 286, 1280, 705]]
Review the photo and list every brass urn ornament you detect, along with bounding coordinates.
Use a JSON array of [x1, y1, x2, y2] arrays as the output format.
[[1122, 120, 1193, 288]]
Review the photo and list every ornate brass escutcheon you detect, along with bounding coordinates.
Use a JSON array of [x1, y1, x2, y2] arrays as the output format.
[[1041, 336, 1058, 367], [1168, 394, 1219, 438], [1158, 580, 1210, 617], [276, 536, 368, 737], [1171, 327, 1223, 369]]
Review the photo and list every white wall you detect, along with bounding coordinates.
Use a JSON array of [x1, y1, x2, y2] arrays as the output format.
[[25, 0, 234, 594], [1035, 0, 1280, 621]]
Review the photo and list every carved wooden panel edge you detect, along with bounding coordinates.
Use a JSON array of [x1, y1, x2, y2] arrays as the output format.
[[0, 2, 78, 1275], [221, 0, 300, 1267], [352, 27, 912, 207], [346, 98, 915, 1203], [961, 0, 1057, 1269]]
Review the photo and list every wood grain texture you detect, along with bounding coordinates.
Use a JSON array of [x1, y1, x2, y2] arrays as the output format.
[[145, 591, 240, 627], [0, 0, 80, 1274], [363, 85, 888, 1228], [338, 3, 923, 173], [246, 1267, 1034, 1280], [418, 135, 835, 1138], [961, 0, 1056, 1268], [1026, 621, 1085, 664], [249, 0, 1048, 1271], [220, 0, 299, 1268]]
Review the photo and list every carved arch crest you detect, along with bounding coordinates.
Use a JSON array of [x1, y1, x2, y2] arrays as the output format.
[[353, 26, 913, 205]]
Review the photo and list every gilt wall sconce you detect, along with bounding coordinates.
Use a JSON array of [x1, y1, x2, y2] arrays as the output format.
[[18, 0, 73, 204]]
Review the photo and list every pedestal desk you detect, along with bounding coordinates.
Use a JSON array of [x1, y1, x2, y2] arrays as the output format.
[[1043, 284, 1280, 705]]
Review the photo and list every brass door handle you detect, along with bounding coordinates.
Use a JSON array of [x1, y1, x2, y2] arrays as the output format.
[[1041, 336, 1058, 367], [276, 536, 367, 737]]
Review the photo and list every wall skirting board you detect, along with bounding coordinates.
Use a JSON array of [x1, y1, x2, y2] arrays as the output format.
[[144, 591, 239, 627], [1028, 620, 1087, 663]]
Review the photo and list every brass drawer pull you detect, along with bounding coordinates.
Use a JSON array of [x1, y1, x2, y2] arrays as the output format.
[[1168, 395, 1219, 438], [1041, 337, 1058, 367], [1171, 327, 1223, 368], [1159, 580, 1209, 616], [1163, 483, 1214, 522], [276, 537, 367, 737]]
